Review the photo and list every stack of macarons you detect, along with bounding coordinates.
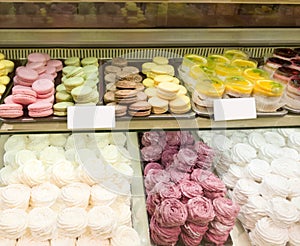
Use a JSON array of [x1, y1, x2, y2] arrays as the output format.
[[53, 57, 99, 116], [0, 52, 14, 98], [0, 52, 61, 118], [104, 57, 151, 117]]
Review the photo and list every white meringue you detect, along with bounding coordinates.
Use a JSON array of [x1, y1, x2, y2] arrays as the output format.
[[211, 134, 233, 152], [263, 131, 285, 147], [0, 184, 30, 210], [232, 178, 260, 206], [0, 238, 16, 246], [57, 207, 87, 238], [291, 197, 300, 211], [289, 222, 300, 246], [0, 209, 27, 239], [49, 134, 68, 147], [0, 166, 19, 185], [259, 144, 283, 161], [231, 143, 257, 165], [111, 226, 141, 246], [14, 150, 37, 167], [17, 160, 47, 187], [288, 132, 300, 150], [245, 159, 271, 182], [271, 158, 300, 179], [248, 132, 267, 149], [28, 207, 57, 241], [16, 234, 49, 246], [4, 135, 27, 152], [60, 182, 90, 208], [260, 174, 290, 199], [90, 184, 117, 207], [40, 146, 66, 166], [30, 182, 60, 208], [88, 206, 117, 239], [109, 132, 127, 146], [76, 233, 110, 246], [50, 160, 79, 187], [288, 178, 300, 198]]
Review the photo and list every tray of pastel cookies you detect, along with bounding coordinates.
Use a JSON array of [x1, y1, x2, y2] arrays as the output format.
[[138, 130, 236, 246], [178, 50, 289, 118], [0, 53, 103, 123], [102, 56, 195, 119], [0, 132, 151, 245]]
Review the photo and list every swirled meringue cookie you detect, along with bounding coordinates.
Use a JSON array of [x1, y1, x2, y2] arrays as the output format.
[[211, 134, 233, 152], [30, 182, 60, 208], [281, 147, 299, 161], [65, 134, 87, 150], [245, 159, 271, 182], [289, 222, 300, 246], [50, 160, 79, 187], [3, 150, 17, 168], [76, 233, 110, 246], [100, 145, 120, 165], [263, 131, 285, 146], [288, 132, 300, 150], [0, 184, 30, 209], [238, 195, 268, 230], [261, 174, 290, 199], [60, 182, 90, 208], [4, 135, 27, 152], [50, 237, 76, 246], [88, 206, 116, 239], [267, 197, 300, 228], [232, 178, 260, 206], [288, 178, 300, 199], [113, 203, 132, 227], [49, 134, 68, 147], [57, 207, 87, 238], [14, 150, 37, 167], [0, 166, 20, 185], [0, 208, 27, 239], [291, 197, 300, 211], [222, 164, 246, 189], [111, 226, 141, 246], [230, 131, 248, 144], [0, 238, 16, 246], [27, 134, 50, 153], [76, 165, 98, 186], [17, 160, 47, 187], [16, 234, 49, 246], [271, 158, 299, 179], [64, 149, 76, 163], [259, 144, 283, 161], [248, 132, 267, 149], [109, 132, 127, 147], [90, 184, 117, 207], [40, 147, 66, 166], [231, 143, 257, 165], [249, 217, 288, 246], [277, 128, 296, 137], [112, 163, 134, 181], [89, 133, 111, 149], [28, 207, 56, 241]]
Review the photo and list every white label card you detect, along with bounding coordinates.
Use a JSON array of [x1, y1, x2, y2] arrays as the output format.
[[213, 98, 257, 121], [67, 106, 115, 129]]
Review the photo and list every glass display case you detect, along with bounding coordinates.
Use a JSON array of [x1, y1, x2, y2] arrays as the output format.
[[0, 1, 299, 245]]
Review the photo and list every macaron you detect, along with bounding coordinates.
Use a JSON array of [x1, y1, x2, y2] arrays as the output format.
[[56, 90, 73, 103], [27, 53, 47, 65], [122, 66, 139, 75], [115, 90, 138, 104], [56, 84, 66, 92], [47, 60, 63, 72], [81, 57, 98, 67], [143, 78, 155, 88], [26, 62, 46, 75], [116, 80, 137, 90], [53, 102, 74, 116], [105, 65, 121, 75], [0, 84, 6, 96], [125, 74, 143, 83], [16, 67, 39, 84], [136, 91, 148, 101], [111, 57, 127, 67], [64, 57, 80, 67], [0, 60, 15, 73], [64, 77, 84, 93], [83, 65, 99, 76], [128, 101, 151, 117], [32, 79, 54, 95], [169, 95, 191, 114], [65, 67, 85, 78], [28, 102, 53, 117], [106, 102, 127, 117], [153, 56, 169, 65], [0, 104, 23, 118], [148, 97, 168, 114], [157, 82, 180, 100], [12, 86, 37, 105], [71, 85, 94, 103], [0, 53, 5, 60], [104, 91, 115, 104], [104, 73, 117, 84]]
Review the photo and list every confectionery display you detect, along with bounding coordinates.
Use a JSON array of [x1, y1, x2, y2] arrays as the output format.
[[0, 52, 14, 99], [140, 131, 240, 245], [0, 132, 141, 245], [103, 56, 191, 116], [0, 52, 60, 118], [199, 128, 300, 246]]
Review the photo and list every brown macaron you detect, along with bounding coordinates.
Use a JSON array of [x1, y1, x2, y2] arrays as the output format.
[[104, 91, 115, 103], [116, 80, 137, 90], [115, 89, 138, 104], [123, 74, 143, 83], [112, 57, 128, 67], [136, 91, 148, 101], [107, 102, 127, 117], [128, 101, 151, 117], [135, 83, 145, 92]]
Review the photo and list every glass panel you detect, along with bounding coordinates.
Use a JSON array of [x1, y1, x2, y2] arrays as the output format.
[[0, 2, 298, 29]]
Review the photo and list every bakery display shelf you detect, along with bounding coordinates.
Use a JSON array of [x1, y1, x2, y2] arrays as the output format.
[[283, 105, 300, 114], [1, 114, 300, 134], [1, 29, 300, 47]]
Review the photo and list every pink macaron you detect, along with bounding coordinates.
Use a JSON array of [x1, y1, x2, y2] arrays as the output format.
[[32, 79, 54, 95], [26, 62, 46, 75], [16, 67, 39, 84], [47, 60, 63, 72], [4, 95, 16, 104], [43, 53, 51, 62], [12, 86, 37, 105], [13, 76, 33, 87], [27, 53, 47, 65], [28, 101, 53, 117], [38, 73, 55, 81], [36, 95, 55, 104], [37, 88, 55, 99], [0, 104, 23, 118]]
